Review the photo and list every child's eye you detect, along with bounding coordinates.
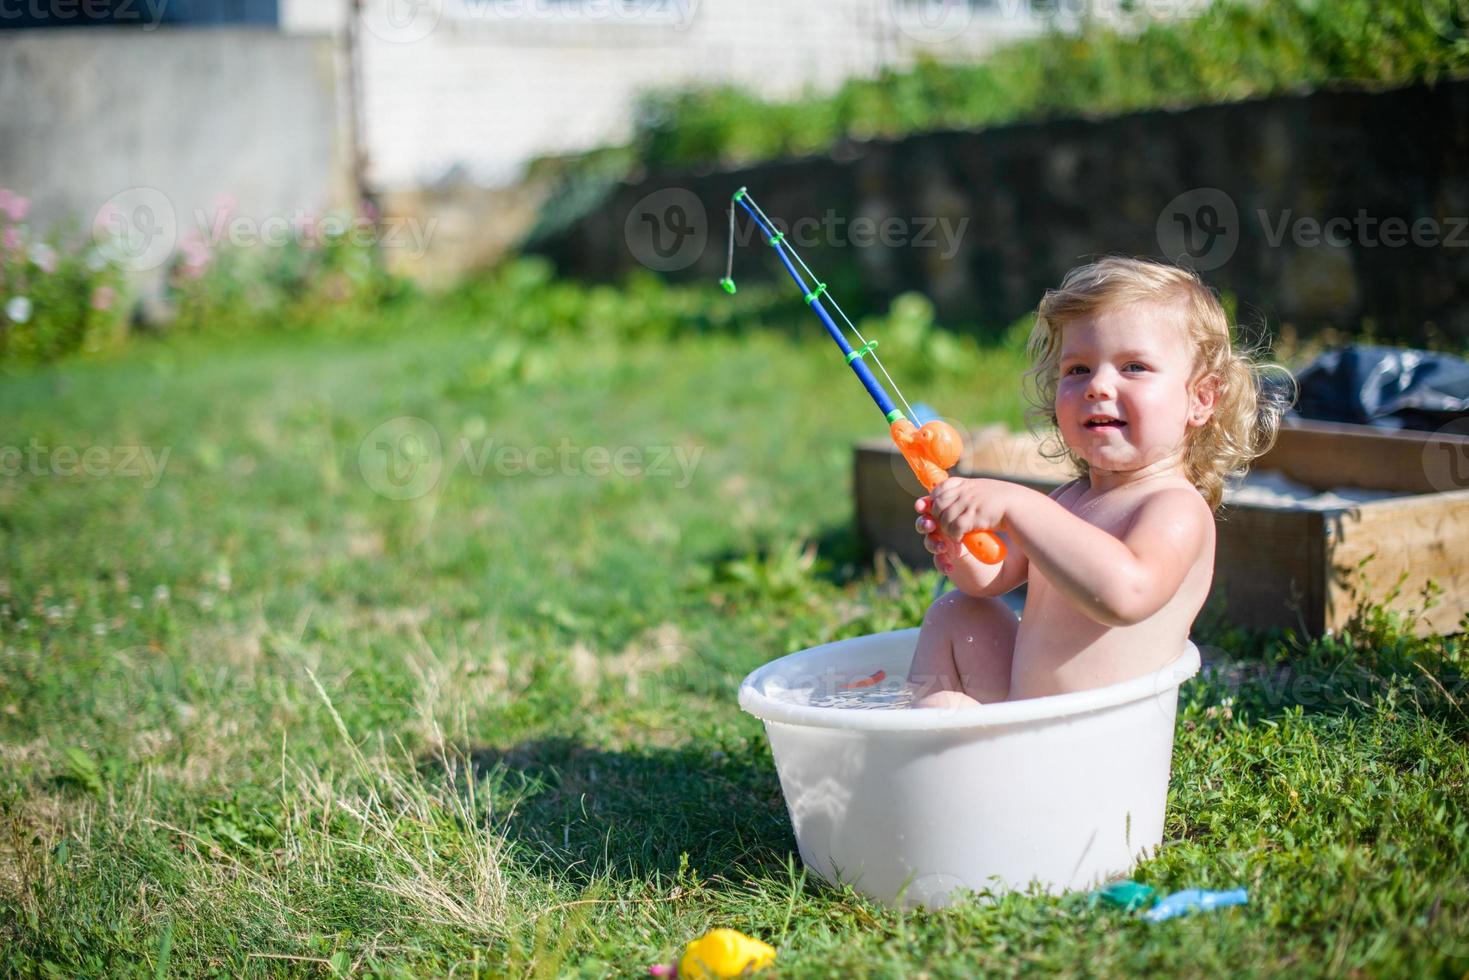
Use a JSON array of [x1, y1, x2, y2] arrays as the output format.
[[1064, 365, 1088, 376], [1123, 362, 1147, 372]]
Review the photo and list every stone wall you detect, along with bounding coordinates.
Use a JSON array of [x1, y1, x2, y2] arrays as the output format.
[[532, 80, 1469, 344], [0, 28, 353, 288]]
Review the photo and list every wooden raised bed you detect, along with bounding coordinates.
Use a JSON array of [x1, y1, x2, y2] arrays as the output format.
[[854, 419, 1469, 637]]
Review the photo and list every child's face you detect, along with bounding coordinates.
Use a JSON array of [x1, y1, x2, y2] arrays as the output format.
[[1054, 301, 1214, 477]]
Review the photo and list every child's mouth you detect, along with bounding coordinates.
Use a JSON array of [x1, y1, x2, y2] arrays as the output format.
[[1085, 418, 1127, 429]]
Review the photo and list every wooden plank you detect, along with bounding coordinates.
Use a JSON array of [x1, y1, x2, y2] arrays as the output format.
[[1212, 503, 1326, 635], [1324, 488, 1469, 636], [1260, 419, 1469, 494]]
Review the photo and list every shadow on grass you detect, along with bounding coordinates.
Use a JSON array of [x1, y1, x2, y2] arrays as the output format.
[[450, 736, 796, 886]]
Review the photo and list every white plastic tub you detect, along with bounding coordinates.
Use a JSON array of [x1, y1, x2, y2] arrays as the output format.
[[738, 627, 1201, 908]]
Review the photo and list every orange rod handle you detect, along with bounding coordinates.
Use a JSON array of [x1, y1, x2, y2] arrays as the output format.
[[889, 418, 1006, 565]]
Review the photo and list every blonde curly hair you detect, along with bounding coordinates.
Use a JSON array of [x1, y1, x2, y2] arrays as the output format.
[[1021, 256, 1291, 511]]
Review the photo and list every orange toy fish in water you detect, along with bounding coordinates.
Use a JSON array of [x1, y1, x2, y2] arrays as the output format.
[[840, 669, 886, 690]]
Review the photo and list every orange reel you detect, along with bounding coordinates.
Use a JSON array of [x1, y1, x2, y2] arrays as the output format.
[[890, 418, 1006, 565]]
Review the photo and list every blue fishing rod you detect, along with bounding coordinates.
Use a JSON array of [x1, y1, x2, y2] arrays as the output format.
[[719, 186, 1005, 565]]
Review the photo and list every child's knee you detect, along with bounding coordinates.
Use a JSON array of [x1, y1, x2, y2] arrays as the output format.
[[922, 589, 1017, 640]]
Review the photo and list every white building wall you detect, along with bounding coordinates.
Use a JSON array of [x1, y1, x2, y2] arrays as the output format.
[[281, 0, 1059, 190]]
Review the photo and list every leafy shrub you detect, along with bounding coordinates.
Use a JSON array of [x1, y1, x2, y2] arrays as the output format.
[[0, 189, 127, 364], [624, 0, 1468, 171], [167, 206, 412, 337]]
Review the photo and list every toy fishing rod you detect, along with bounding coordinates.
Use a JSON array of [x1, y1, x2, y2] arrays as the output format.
[[720, 187, 1005, 566]]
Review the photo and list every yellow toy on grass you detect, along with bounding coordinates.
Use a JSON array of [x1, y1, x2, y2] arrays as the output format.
[[649, 928, 777, 978]]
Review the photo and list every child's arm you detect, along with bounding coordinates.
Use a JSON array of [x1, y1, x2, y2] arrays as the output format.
[[929, 478, 1212, 626]]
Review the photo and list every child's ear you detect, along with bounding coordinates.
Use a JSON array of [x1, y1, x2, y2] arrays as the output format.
[[1188, 375, 1220, 428]]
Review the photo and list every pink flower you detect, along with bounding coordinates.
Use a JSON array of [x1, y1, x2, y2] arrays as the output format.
[[2, 228, 20, 252], [178, 232, 211, 273], [93, 203, 123, 236], [90, 285, 116, 311], [2, 193, 29, 223]]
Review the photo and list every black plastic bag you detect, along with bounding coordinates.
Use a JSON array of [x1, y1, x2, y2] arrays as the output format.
[[1290, 345, 1469, 431]]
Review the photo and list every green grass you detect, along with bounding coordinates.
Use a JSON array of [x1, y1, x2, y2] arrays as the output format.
[[1, 284, 1466, 977]]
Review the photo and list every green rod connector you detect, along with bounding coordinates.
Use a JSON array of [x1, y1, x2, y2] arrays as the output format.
[[844, 340, 879, 364]]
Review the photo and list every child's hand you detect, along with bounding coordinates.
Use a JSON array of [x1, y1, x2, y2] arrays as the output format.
[[926, 477, 1013, 545], [914, 496, 958, 575]]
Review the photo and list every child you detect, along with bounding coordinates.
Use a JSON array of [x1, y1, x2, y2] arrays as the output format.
[[908, 257, 1284, 707]]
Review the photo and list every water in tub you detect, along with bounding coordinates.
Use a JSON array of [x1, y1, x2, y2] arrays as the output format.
[[767, 671, 917, 709]]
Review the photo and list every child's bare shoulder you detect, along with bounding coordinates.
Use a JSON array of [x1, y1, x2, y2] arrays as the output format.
[[1121, 480, 1215, 547]]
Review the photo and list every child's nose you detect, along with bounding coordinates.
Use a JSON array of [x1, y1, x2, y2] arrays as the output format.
[[1085, 370, 1116, 399]]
